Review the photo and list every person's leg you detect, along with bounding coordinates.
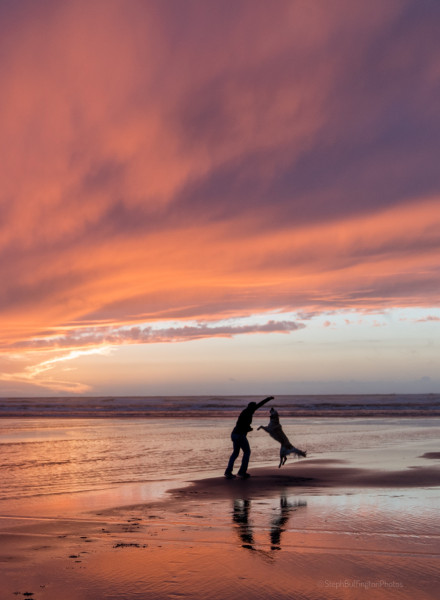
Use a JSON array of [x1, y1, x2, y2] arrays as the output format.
[[225, 434, 241, 475], [237, 436, 251, 476]]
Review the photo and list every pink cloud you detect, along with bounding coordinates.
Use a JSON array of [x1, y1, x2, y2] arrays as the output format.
[[415, 316, 440, 322], [0, 0, 439, 386], [8, 320, 306, 352]]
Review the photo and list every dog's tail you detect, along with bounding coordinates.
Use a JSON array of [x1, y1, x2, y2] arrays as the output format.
[[288, 445, 307, 459], [279, 446, 307, 467]]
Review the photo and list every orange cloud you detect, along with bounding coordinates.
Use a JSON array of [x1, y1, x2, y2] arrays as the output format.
[[1, 1, 439, 392], [1, 196, 438, 350]]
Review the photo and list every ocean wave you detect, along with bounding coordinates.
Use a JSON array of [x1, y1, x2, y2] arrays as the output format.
[[0, 394, 440, 418]]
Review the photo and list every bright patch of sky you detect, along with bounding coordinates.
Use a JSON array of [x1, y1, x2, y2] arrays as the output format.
[[58, 307, 440, 396]]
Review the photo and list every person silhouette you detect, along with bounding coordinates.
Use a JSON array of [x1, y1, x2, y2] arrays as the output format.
[[224, 396, 273, 479]]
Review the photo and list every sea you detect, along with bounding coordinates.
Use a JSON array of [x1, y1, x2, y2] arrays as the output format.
[[1, 394, 439, 509]]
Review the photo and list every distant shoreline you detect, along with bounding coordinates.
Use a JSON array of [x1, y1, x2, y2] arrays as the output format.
[[2, 413, 440, 418], [1, 393, 440, 418]]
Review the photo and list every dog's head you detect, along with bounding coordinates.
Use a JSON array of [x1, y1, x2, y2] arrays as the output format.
[[269, 407, 280, 422]]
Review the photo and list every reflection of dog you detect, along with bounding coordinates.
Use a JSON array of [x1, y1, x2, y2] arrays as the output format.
[[258, 408, 306, 468]]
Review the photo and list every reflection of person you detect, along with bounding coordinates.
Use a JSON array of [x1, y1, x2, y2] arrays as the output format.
[[233, 499, 254, 549], [232, 495, 307, 552], [224, 396, 273, 479]]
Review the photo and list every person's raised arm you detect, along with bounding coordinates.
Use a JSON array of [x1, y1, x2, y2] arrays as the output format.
[[255, 396, 274, 410]]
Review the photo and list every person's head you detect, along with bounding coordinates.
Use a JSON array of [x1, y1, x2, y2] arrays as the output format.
[[247, 401, 257, 410]]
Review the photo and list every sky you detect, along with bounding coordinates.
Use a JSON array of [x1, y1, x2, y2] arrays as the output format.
[[0, 0, 439, 397]]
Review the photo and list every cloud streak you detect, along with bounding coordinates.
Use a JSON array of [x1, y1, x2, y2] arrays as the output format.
[[0, 347, 113, 394], [8, 320, 306, 352], [1, 319, 305, 392]]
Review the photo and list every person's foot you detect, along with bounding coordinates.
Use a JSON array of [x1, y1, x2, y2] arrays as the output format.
[[224, 472, 236, 479], [238, 473, 251, 479]]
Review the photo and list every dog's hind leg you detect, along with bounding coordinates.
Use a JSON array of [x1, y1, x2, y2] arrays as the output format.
[[279, 449, 288, 468]]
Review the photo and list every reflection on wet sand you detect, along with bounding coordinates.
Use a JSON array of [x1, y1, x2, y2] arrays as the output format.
[[232, 495, 307, 554], [233, 499, 254, 548]]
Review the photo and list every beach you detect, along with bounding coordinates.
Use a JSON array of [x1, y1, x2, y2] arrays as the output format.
[[1, 412, 439, 599]]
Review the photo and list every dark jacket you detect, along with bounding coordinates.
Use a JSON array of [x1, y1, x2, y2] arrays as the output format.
[[232, 397, 273, 435]]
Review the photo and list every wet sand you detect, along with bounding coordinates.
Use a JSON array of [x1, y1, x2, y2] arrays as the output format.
[[1, 453, 440, 600], [171, 458, 440, 499]]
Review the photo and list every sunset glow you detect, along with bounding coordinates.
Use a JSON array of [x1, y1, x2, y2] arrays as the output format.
[[1, 0, 439, 395]]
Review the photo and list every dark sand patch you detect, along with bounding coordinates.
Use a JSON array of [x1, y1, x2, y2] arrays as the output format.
[[419, 452, 440, 460], [170, 461, 440, 500]]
